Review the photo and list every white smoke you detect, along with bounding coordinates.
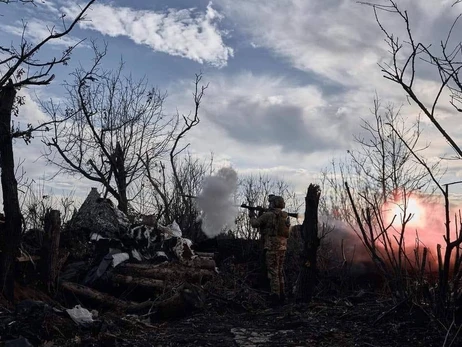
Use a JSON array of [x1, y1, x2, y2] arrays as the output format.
[[195, 167, 238, 238]]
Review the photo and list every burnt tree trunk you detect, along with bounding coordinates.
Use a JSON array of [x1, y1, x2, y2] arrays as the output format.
[[40, 210, 61, 293], [114, 141, 128, 214], [0, 83, 22, 301], [295, 184, 321, 302]]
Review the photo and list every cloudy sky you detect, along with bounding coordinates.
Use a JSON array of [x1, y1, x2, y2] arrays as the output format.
[[2, 0, 462, 204]]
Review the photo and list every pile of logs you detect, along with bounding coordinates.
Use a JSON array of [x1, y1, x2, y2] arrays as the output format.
[[60, 255, 216, 314], [16, 209, 217, 317]]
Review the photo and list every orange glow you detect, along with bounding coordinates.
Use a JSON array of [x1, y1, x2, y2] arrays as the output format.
[[386, 196, 425, 228], [380, 191, 462, 268], [330, 190, 462, 274]]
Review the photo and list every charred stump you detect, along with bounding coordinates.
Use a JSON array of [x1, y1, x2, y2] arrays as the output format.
[[0, 83, 22, 301], [40, 210, 61, 293], [295, 183, 321, 302]]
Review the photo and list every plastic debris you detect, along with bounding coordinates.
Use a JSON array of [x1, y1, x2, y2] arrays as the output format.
[[66, 305, 95, 325], [112, 252, 130, 267], [90, 233, 108, 241], [159, 220, 182, 239], [173, 238, 195, 261]]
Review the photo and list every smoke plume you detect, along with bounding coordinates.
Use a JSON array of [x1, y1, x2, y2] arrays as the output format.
[[195, 167, 238, 238]]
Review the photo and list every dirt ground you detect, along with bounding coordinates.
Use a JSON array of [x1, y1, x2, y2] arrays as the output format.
[[1, 291, 456, 347], [145, 298, 449, 347]]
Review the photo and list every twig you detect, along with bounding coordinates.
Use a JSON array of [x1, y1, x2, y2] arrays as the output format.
[[373, 298, 408, 325]]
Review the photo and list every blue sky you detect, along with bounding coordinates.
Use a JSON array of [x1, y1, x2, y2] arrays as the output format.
[[2, 0, 462, 203]]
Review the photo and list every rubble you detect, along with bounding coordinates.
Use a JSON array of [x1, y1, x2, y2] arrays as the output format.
[[0, 187, 221, 344], [56, 189, 217, 316]]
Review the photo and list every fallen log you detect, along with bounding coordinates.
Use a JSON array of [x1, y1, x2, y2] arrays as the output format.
[[117, 263, 215, 281], [111, 274, 164, 290], [194, 252, 216, 259], [60, 280, 206, 317], [61, 281, 154, 313], [181, 257, 216, 270], [61, 281, 132, 310]]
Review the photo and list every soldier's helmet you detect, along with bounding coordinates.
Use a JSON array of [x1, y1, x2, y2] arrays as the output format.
[[268, 194, 276, 208], [272, 196, 285, 209]]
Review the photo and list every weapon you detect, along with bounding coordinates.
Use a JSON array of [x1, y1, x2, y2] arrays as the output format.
[[240, 204, 299, 219], [182, 195, 301, 219]]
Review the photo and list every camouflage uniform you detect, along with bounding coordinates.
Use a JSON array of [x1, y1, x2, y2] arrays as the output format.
[[250, 196, 290, 299]]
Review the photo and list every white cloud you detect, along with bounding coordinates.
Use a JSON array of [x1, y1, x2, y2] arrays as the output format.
[[61, 1, 233, 67], [215, 0, 460, 87], [216, 0, 384, 85]]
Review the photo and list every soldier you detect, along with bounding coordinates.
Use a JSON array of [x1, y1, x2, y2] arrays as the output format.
[[249, 195, 290, 305]]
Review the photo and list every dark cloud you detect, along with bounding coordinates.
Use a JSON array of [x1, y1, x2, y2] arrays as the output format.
[[204, 96, 346, 154]]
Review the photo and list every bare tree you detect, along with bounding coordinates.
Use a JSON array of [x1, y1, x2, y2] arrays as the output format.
[[140, 74, 208, 237], [42, 48, 175, 214], [359, 0, 462, 320], [138, 152, 214, 240], [0, 0, 94, 300], [0, 0, 34, 5], [321, 95, 443, 301], [388, 122, 462, 319], [322, 96, 436, 225], [351, 97, 432, 201], [361, 0, 462, 159]]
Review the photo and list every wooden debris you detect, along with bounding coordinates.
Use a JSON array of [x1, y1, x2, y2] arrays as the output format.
[[41, 210, 62, 293], [117, 263, 215, 281], [194, 251, 216, 259], [61, 281, 154, 312], [181, 257, 216, 270], [61, 281, 132, 310], [111, 274, 165, 290]]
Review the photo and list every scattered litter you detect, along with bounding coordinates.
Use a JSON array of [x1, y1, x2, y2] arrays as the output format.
[[90, 233, 108, 241], [66, 305, 95, 325], [159, 220, 182, 239], [174, 237, 195, 261], [112, 252, 130, 267]]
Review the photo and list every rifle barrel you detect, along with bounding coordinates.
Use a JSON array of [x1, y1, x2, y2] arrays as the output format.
[[240, 204, 300, 218]]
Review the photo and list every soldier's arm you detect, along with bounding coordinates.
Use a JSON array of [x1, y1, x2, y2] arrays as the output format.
[[250, 213, 270, 228]]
